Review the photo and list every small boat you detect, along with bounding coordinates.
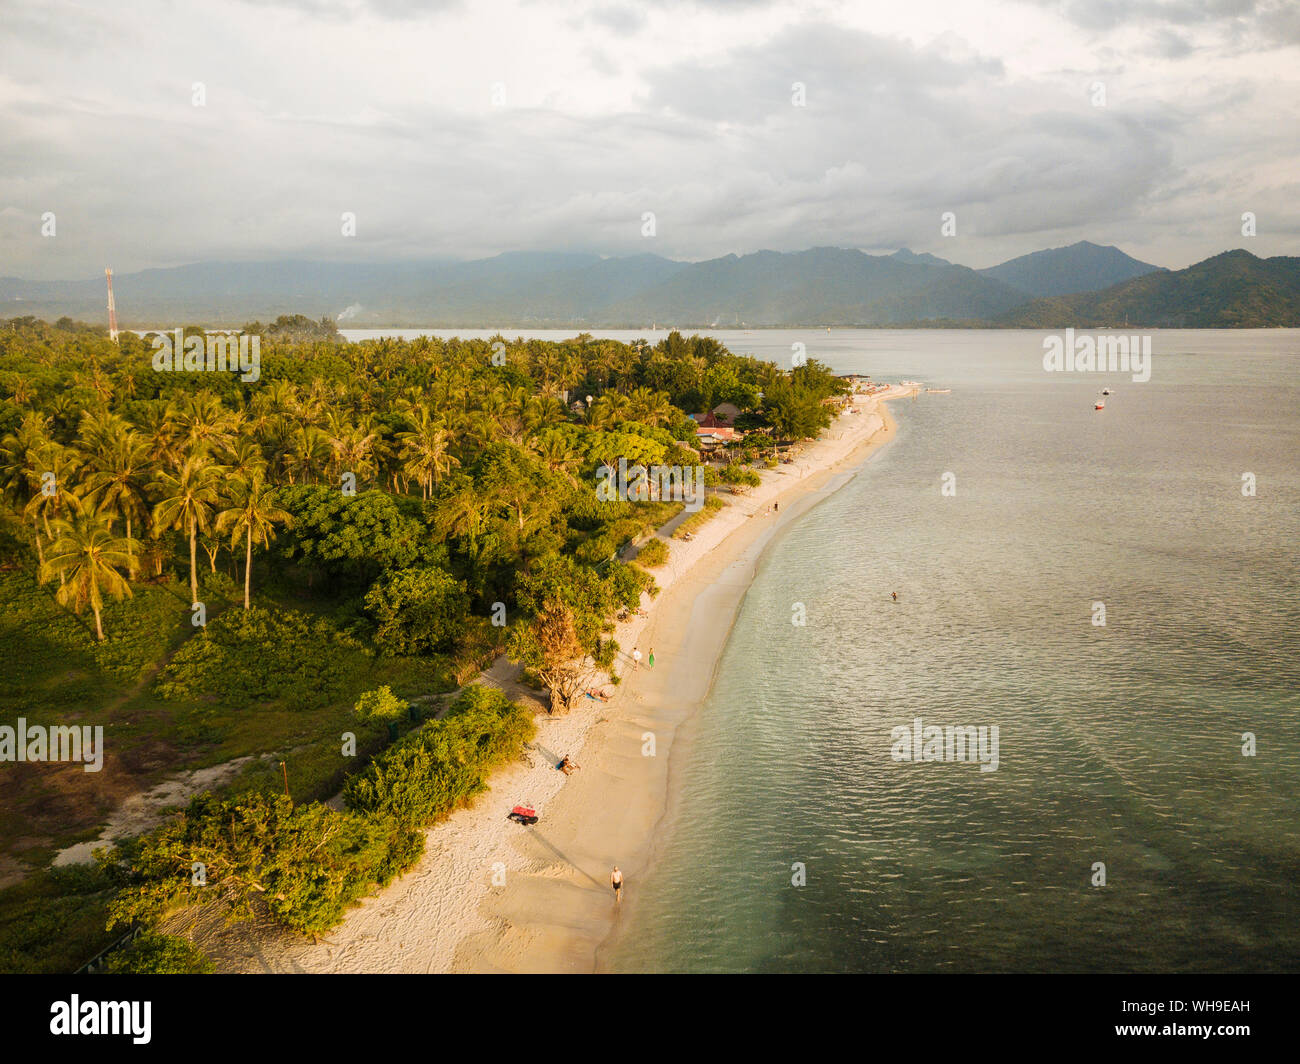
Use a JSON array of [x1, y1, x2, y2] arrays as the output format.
[[1095, 400, 1105, 410]]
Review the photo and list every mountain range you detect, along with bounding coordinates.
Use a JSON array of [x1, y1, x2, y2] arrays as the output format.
[[2, 241, 1296, 329]]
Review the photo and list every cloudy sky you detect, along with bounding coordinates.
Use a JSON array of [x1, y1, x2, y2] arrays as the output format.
[[2, 0, 1298, 279]]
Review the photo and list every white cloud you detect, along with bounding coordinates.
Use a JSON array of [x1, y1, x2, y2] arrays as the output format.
[[0, 0, 1296, 279]]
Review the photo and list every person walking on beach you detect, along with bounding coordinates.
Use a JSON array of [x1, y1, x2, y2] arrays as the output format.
[[632, 648, 642, 670], [611, 866, 623, 904], [647, 648, 655, 669]]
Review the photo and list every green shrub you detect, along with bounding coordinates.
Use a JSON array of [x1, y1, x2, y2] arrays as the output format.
[[0, 865, 116, 974], [635, 538, 669, 568], [719, 462, 761, 487], [154, 606, 363, 709], [103, 931, 214, 974], [105, 792, 424, 937], [354, 686, 409, 723], [343, 685, 535, 827], [672, 495, 726, 539], [364, 566, 468, 656]]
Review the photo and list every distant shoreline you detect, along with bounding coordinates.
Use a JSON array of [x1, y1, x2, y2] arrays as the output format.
[[335, 324, 1298, 336]]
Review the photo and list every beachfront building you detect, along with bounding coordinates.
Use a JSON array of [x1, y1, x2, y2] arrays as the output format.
[[690, 407, 745, 450]]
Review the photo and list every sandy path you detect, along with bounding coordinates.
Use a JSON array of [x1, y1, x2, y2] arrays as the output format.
[[184, 386, 910, 973]]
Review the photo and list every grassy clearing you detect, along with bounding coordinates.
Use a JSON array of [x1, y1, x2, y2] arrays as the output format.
[[634, 537, 669, 568], [672, 495, 727, 539], [0, 864, 117, 974], [0, 560, 457, 970]]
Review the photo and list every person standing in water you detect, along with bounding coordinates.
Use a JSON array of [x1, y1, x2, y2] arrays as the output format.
[[611, 866, 623, 904], [891, 591, 898, 602]]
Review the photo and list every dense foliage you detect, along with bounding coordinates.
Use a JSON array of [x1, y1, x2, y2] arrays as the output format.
[[364, 566, 469, 655], [635, 538, 669, 568], [103, 791, 424, 937], [0, 316, 847, 964], [343, 685, 535, 826], [103, 930, 215, 974], [153, 606, 362, 709], [0, 320, 843, 658]]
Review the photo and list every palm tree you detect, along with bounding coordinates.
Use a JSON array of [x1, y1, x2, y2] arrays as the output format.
[[434, 484, 488, 562], [522, 395, 566, 438], [0, 412, 49, 504], [216, 473, 292, 609], [628, 387, 674, 427], [135, 402, 180, 470], [397, 411, 459, 500], [81, 426, 151, 575], [7, 378, 36, 407], [152, 455, 223, 603], [169, 391, 240, 458], [588, 392, 630, 429], [0, 414, 54, 564], [325, 412, 378, 485], [39, 511, 137, 641], [220, 436, 268, 484], [530, 429, 580, 485], [22, 441, 84, 568], [285, 425, 331, 484]]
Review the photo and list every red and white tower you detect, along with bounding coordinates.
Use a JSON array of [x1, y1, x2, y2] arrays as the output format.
[[105, 267, 119, 342]]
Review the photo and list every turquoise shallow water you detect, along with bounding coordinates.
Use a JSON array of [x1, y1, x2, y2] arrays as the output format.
[[596, 329, 1300, 973]]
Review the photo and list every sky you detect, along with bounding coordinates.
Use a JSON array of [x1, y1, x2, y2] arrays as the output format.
[[2, 0, 1298, 279]]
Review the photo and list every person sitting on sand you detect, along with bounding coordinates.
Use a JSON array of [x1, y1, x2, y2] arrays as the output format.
[[559, 755, 580, 775]]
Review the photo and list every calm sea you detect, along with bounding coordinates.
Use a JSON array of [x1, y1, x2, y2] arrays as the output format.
[[348, 327, 1300, 973]]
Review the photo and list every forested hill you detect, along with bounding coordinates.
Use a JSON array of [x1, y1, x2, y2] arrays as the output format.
[[998, 250, 1300, 328], [978, 240, 1161, 298], [4, 246, 1295, 327]]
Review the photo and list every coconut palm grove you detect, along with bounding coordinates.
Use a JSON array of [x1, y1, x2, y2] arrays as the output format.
[[0, 313, 844, 972]]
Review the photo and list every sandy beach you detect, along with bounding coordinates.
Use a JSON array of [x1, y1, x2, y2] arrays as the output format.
[[179, 385, 909, 973]]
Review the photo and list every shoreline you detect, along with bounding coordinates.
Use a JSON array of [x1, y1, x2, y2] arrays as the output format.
[[182, 387, 908, 973], [452, 387, 907, 973]]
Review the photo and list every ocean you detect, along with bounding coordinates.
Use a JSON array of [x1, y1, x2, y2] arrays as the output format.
[[598, 328, 1300, 973]]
